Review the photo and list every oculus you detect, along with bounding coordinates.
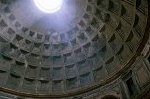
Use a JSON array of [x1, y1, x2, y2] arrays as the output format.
[[34, 0, 63, 13]]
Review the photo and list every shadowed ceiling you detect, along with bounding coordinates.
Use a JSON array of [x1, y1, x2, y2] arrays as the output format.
[[0, 0, 148, 97]]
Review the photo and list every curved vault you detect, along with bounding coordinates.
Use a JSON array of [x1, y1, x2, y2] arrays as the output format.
[[0, 0, 148, 98]]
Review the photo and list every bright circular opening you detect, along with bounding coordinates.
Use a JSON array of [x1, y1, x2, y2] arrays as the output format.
[[34, 0, 63, 13]]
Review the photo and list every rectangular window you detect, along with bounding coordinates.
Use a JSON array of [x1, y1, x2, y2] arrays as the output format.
[[148, 56, 150, 63], [126, 78, 136, 95]]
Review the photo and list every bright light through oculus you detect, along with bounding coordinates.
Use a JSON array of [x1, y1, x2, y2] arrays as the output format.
[[34, 0, 63, 13]]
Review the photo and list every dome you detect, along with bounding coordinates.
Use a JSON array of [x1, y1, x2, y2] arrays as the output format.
[[0, 0, 149, 98]]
